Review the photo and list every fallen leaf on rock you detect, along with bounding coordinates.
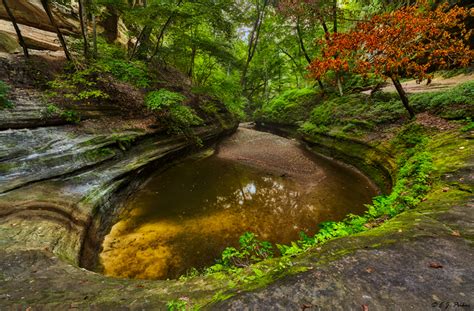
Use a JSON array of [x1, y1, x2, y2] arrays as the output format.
[[451, 230, 461, 237], [429, 262, 443, 269], [366, 267, 374, 273]]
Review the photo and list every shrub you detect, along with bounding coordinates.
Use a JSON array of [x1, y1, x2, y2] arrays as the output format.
[[256, 88, 316, 124], [212, 232, 274, 269], [47, 64, 109, 103], [0, 80, 12, 108], [98, 58, 150, 88], [145, 90, 203, 135]]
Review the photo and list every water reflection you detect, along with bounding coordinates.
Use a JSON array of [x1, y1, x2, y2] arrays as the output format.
[[100, 154, 377, 280]]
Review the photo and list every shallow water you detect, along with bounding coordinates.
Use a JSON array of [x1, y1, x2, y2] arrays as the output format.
[[100, 133, 378, 280]]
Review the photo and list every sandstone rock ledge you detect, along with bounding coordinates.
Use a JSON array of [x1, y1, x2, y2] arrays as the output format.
[[0, 59, 239, 308]]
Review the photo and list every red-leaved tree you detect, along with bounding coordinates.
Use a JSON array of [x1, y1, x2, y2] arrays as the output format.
[[308, 3, 473, 118]]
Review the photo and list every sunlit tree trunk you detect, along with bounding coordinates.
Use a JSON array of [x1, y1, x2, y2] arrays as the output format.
[[188, 45, 196, 78], [241, 0, 269, 93], [78, 0, 89, 59], [40, 0, 72, 61], [92, 12, 97, 58], [2, 0, 29, 58]]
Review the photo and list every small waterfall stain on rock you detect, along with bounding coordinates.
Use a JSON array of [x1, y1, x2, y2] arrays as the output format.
[[99, 128, 378, 280]]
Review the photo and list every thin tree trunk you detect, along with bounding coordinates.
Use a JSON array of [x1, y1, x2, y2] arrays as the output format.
[[391, 76, 415, 119], [296, 19, 311, 64], [2, 0, 29, 58], [330, 4, 343, 96], [296, 18, 324, 91], [40, 0, 72, 61], [336, 77, 343, 96], [279, 47, 302, 85], [188, 45, 196, 78], [241, 0, 268, 92], [78, 0, 89, 58], [92, 13, 97, 58], [321, 16, 342, 95], [129, 26, 149, 60], [129, 0, 151, 60], [149, 0, 183, 60], [320, 19, 330, 41]]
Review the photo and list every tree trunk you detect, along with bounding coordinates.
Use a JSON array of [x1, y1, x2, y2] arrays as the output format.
[[129, 25, 150, 60], [391, 76, 415, 119], [92, 13, 97, 58], [295, 22, 324, 91], [296, 18, 311, 65], [2, 0, 29, 58], [150, 0, 183, 60], [336, 75, 343, 96], [40, 0, 72, 61], [78, 0, 89, 59], [241, 0, 268, 92], [188, 45, 196, 78]]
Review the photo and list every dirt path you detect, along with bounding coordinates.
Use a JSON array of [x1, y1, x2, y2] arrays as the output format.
[[380, 73, 473, 94], [361, 72, 473, 95]]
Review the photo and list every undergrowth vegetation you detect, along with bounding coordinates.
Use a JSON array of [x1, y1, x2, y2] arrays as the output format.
[[145, 89, 203, 137], [257, 81, 473, 137], [0, 80, 12, 109], [44, 39, 243, 132], [254, 88, 317, 124]]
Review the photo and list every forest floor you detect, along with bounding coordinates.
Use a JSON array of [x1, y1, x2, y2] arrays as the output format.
[[367, 72, 473, 94]]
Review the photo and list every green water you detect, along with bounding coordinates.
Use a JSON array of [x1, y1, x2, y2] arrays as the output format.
[[100, 148, 377, 280]]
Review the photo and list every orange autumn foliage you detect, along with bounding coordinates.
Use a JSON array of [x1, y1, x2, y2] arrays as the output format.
[[308, 3, 474, 82]]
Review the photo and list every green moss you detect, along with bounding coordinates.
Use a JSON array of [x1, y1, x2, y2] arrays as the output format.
[[84, 148, 115, 161], [427, 131, 473, 178], [255, 88, 317, 125]]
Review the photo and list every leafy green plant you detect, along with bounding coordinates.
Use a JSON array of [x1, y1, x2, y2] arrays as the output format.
[[256, 88, 316, 124], [47, 65, 109, 103], [98, 58, 150, 88], [214, 232, 274, 269], [145, 89, 187, 110], [145, 90, 203, 136], [166, 299, 188, 311], [460, 118, 474, 132], [61, 110, 81, 123], [46, 104, 61, 115], [0, 80, 13, 109]]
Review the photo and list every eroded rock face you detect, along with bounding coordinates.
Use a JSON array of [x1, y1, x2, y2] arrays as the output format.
[[0, 20, 61, 51], [0, 0, 79, 34], [0, 0, 128, 53], [0, 53, 239, 308]]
